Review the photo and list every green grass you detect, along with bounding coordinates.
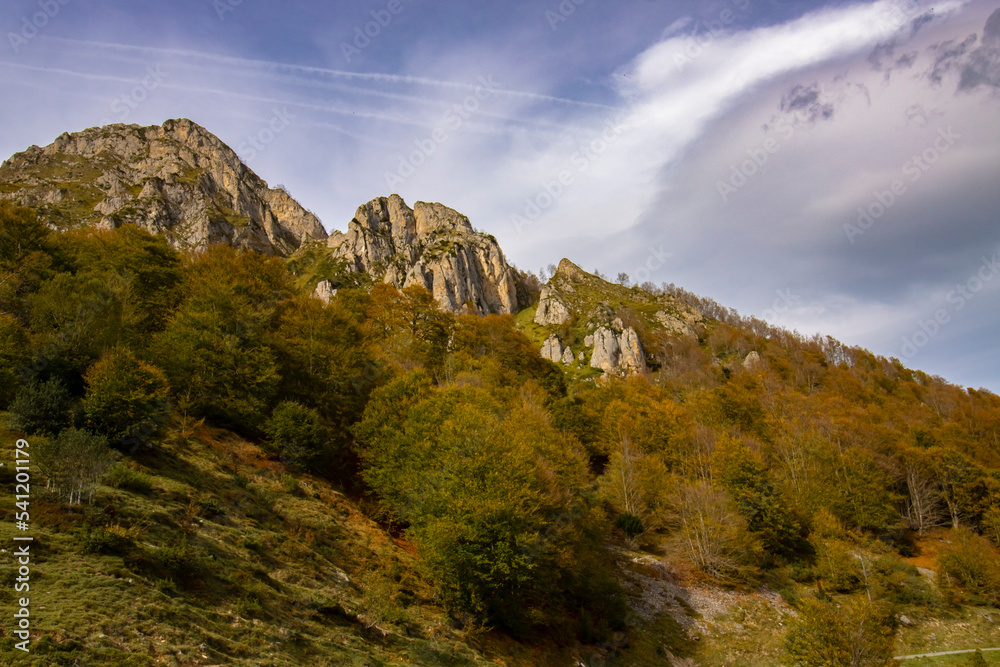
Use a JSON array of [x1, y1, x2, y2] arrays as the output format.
[[896, 608, 1000, 664], [0, 425, 512, 666]]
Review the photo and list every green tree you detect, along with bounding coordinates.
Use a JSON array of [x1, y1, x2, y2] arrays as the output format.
[[264, 401, 325, 469], [58, 225, 184, 334], [83, 346, 169, 450], [270, 293, 371, 439], [355, 377, 621, 636], [7, 377, 72, 436], [155, 245, 289, 430], [27, 269, 143, 387], [786, 597, 895, 667], [0, 313, 29, 407], [0, 201, 60, 314], [712, 435, 805, 558]]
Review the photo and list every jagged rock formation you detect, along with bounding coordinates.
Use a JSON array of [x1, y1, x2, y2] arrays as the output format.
[[314, 280, 336, 304], [326, 194, 520, 315], [532, 258, 703, 376], [560, 347, 575, 365], [541, 334, 563, 363], [539, 333, 578, 366], [0, 119, 327, 255], [589, 320, 647, 375], [534, 286, 572, 325]]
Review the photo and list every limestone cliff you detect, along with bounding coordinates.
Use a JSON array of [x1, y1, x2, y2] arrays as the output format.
[[532, 259, 703, 376], [0, 119, 327, 256], [326, 194, 520, 315]]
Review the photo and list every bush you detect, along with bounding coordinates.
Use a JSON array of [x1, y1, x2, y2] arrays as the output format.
[[786, 598, 895, 667], [264, 401, 325, 469], [616, 512, 645, 538], [6, 377, 72, 436], [938, 529, 1000, 605], [84, 523, 140, 555], [83, 347, 169, 450], [102, 463, 153, 494]]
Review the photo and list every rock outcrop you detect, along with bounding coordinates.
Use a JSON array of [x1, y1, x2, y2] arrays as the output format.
[[313, 280, 336, 304], [0, 119, 327, 255], [327, 194, 520, 315], [589, 320, 646, 375], [540, 334, 564, 363], [534, 286, 572, 325], [530, 258, 703, 377], [539, 333, 579, 366]]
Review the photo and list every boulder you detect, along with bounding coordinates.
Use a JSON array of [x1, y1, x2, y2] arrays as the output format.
[[534, 286, 572, 325], [541, 334, 563, 362]]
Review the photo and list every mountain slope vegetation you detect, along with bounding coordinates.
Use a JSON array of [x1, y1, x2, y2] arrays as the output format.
[[0, 152, 999, 666]]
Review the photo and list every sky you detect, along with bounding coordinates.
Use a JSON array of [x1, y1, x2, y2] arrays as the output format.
[[1, 0, 998, 390]]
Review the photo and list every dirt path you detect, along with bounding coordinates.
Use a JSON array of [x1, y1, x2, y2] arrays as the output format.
[[895, 647, 1000, 660]]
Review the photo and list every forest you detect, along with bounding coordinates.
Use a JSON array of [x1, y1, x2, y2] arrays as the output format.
[[2, 199, 1000, 666]]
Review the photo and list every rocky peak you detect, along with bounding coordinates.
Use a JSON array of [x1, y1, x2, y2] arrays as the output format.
[[327, 195, 519, 315], [0, 119, 327, 256], [531, 260, 703, 376], [554, 257, 590, 282]]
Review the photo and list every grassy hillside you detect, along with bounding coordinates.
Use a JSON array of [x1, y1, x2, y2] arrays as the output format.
[[0, 421, 507, 666]]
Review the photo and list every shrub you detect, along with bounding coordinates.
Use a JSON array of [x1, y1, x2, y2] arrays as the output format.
[[83, 347, 169, 450], [102, 463, 153, 494], [264, 401, 325, 469], [6, 377, 72, 436], [786, 597, 895, 667], [84, 523, 141, 555], [615, 512, 645, 538], [937, 529, 1000, 605]]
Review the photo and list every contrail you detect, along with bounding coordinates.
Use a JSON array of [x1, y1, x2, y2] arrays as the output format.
[[44, 37, 624, 111]]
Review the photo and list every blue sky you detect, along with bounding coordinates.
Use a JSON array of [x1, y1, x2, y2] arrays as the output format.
[[1, 0, 999, 390]]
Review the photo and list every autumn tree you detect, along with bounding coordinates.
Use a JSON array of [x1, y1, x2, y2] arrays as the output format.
[[355, 375, 622, 637], [36, 428, 117, 505], [786, 597, 895, 667], [667, 479, 763, 583], [83, 346, 169, 450]]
